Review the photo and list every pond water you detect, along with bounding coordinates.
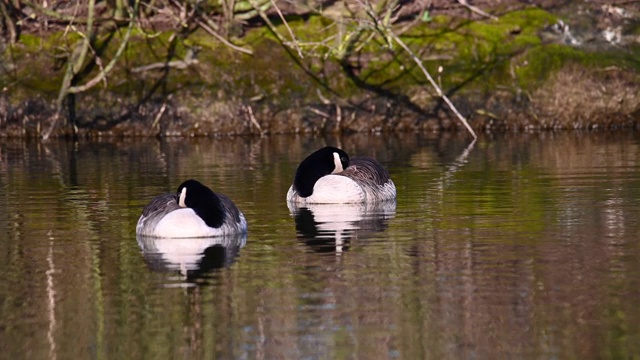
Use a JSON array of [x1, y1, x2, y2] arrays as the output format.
[[1, 132, 640, 359]]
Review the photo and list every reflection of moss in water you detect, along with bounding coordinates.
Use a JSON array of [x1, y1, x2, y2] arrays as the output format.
[[436, 167, 552, 234]]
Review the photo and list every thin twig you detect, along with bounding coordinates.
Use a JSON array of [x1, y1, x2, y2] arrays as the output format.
[[250, 0, 285, 43], [43, 0, 140, 140], [457, 0, 498, 20], [66, 3, 138, 94], [0, 1, 18, 44], [245, 105, 264, 136], [268, 0, 303, 58], [151, 101, 168, 129], [196, 19, 253, 55], [308, 107, 331, 118], [131, 48, 199, 73], [43, 0, 97, 140], [23, 0, 86, 23], [390, 33, 477, 139], [348, 1, 476, 138]]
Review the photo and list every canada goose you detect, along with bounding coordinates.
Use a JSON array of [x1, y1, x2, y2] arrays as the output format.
[[286, 146, 396, 204], [136, 179, 247, 238]]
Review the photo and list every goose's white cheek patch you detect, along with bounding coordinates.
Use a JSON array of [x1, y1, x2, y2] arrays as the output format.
[[179, 187, 187, 207], [332, 152, 344, 173]]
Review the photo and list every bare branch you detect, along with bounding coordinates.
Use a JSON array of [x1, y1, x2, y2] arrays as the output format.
[[196, 19, 253, 55], [43, 0, 140, 140], [151, 100, 169, 130], [66, 2, 138, 94], [131, 48, 199, 73], [457, 0, 498, 21], [390, 32, 477, 139], [268, 0, 303, 58], [244, 105, 264, 136]]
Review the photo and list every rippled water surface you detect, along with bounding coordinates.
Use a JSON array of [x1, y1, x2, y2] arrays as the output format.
[[1, 132, 640, 359]]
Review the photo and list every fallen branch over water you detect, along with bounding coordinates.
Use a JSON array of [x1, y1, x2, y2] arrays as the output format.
[[390, 32, 477, 139], [357, 0, 477, 139]]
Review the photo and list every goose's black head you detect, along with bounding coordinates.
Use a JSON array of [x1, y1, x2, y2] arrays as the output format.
[[177, 179, 224, 228], [293, 146, 350, 197]]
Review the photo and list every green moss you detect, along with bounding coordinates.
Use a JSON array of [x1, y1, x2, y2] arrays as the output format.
[[369, 7, 639, 97], [285, 15, 336, 40], [516, 44, 640, 89], [17, 32, 82, 52], [3, 6, 639, 118], [325, 8, 561, 96], [516, 44, 580, 87], [16, 34, 44, 48]]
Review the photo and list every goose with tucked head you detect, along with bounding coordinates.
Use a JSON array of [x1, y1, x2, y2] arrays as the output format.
[[136, 179, 247, 238], [286, 146, 396, 204]]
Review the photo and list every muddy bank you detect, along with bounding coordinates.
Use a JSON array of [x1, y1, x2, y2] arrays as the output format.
[[1, 1, 639, 138], [2, 64, 639, 138]]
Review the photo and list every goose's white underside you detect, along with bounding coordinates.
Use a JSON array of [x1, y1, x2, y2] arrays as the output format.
[[137, 234, 247, 271], [287, 175, 363, 203], [155, 209, 217, 237], [137, 208, 247, 238], [287, 175, 396, 204]]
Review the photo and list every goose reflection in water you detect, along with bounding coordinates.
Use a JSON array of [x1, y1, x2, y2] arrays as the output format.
[[289, 202, 396, 253], [137, 233, 247, 281]]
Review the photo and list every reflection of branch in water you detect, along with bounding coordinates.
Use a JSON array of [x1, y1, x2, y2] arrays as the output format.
[[437, 138, 477, 192], [46, 235, 58, 360], [41, 141, 75, 188]]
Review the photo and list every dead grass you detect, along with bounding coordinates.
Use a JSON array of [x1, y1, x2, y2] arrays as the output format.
[[530, 65, 640, 129]]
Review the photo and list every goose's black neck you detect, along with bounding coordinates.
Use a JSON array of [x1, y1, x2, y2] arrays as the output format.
[[178, 179, 225, 228], [293, 147, 349, 197]]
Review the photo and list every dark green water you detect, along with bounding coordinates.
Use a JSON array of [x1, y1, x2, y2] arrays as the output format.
[[1, 132, 640, 359]]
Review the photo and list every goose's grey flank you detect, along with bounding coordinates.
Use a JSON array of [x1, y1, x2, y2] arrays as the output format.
[[137, 179, 247, 238], [287, 146, 397, 204]]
